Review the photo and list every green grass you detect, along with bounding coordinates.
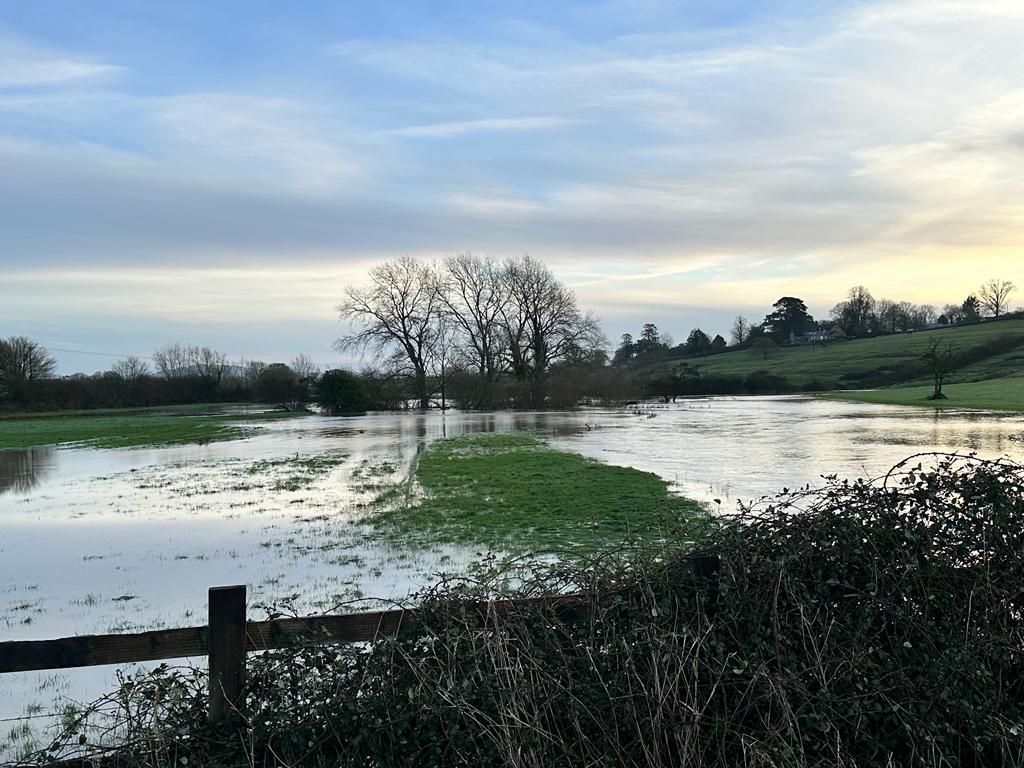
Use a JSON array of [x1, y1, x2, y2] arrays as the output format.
[[0, 402, 254, 421], [677, 318, 1024, 388], [0, 408, 307, 449], [822, 376, 1024, 411], [369, 433, 707, 552]]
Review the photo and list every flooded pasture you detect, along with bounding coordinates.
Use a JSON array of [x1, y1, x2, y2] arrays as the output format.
[[1, 395, 1023, 752]]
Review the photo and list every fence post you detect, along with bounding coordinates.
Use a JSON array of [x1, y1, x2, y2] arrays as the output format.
[[691, 553, 720, 612], [208, 585, 247, 724]]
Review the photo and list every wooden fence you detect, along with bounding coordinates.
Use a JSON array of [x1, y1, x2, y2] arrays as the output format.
[[0, 555, 720, 724]]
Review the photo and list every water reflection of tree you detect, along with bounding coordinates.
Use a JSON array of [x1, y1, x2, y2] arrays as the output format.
[[0, 447, 54, 494]]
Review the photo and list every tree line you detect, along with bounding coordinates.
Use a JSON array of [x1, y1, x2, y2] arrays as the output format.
[[2, 266, 1017, 413], [0, 338, 377, 415]]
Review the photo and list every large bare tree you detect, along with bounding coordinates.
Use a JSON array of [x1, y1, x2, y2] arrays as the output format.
[[336, 256, 443, 410], [437, 253, 510, 406], [978, 279, 1016, 318], [501, 255, 604, 408]]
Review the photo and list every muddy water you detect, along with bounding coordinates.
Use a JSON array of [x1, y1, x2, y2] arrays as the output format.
[[1, 397, 1022, 750]]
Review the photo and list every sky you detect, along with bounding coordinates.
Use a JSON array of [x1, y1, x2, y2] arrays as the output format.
[[1, 0, 1023, 373]]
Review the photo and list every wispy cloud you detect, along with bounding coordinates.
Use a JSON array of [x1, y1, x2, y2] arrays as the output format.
[[0, 37, 121, 87], [390, 116, 578, 138]]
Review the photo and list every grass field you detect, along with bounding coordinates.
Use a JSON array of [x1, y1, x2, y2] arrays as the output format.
[[679, 317, 1024, 386], [0, 406, 306, 449], [369, 433, 707, 552], [0, 402, 258, 421], [822, 376, 1024, 411]]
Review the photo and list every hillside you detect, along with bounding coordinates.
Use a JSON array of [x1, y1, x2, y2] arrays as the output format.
[[665, 317, 1024, 410]]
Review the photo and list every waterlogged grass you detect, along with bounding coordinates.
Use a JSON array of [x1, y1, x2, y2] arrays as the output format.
[[0, 408, 307, 449], [369, 433, 706, 552], [822, 376, 1024, 411], [247, 455, 349, 491]]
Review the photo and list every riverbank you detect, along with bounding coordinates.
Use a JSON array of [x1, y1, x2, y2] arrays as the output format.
[[0, 406, 308, 449], [820, 376, 1024, 412]]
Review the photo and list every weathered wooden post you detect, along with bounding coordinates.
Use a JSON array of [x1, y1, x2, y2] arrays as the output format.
[[208, 585, 247, 724]]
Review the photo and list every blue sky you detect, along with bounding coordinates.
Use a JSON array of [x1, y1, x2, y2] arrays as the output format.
[[2, 0, 1023, 372]]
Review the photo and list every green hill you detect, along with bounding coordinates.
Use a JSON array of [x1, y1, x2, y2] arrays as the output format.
[[666, 317, 1024, 411]]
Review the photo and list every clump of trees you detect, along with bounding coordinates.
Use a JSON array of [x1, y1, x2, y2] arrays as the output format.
[[0, 337, 346, 414], [829, 279, 1018, 338], [336, 254, 605, 410], [0, 336, 56, 405]]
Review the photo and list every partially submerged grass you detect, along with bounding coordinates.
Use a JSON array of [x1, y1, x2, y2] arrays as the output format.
[[247, 455, 349, 491], [0, 408, 308, 449], [368, 433, 706, 552]]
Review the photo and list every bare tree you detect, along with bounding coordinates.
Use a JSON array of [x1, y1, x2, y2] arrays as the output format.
[[730, 315, 750, 345], [437, 253, 510, 406], [238, 359, 268, 392], [108, 355, 150, 406], [941, 303, 964, 324], [290, 354, 319, 381], [0, 337, 56, 402], [336, 256, 443, 410], [193, 347, 229, 391], [426, 312, 462, 410], [919, 338, 956, 400], [110, 356, 149, 381], [153, 343, 194, 379], [290, 353, 319, 406], [978, 279, 1016, 318], [501, 255, 605, 408], [831, 285, 876, 336], [876, 299, 900, 333]]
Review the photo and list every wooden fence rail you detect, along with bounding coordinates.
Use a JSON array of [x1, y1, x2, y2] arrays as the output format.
[[0, 555, 719, 723]]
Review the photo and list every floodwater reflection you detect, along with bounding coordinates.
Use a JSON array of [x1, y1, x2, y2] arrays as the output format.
[[0, 446, 55, 495]]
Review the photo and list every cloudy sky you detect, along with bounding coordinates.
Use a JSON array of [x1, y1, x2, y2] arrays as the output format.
[[2, 0, 1023, 372]]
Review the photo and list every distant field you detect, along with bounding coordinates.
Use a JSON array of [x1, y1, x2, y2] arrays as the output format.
[[822, 377, 1024, 412], [0, 406, 306, 449], [674, 318, 1024, 391], [0, 402, 256, 421]]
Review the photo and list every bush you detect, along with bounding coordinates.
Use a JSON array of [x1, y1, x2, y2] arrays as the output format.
[[316, 369, 368, 415], [42, 456, 1024, 767]]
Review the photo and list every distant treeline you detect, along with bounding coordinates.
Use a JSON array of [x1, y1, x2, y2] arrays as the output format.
[[1, 268, 1018, 413]]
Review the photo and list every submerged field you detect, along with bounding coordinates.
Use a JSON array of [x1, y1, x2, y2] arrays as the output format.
[[2, 399, 1024, 760]]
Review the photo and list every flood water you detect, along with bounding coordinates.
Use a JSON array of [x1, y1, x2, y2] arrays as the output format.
[[1, 395, 1023, 750]]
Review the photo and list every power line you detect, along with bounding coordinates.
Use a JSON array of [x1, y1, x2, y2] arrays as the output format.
[[45, 347, 154, 361]]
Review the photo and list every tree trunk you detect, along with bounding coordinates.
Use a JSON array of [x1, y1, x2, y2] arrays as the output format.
[[415, 367, 429, 410]]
